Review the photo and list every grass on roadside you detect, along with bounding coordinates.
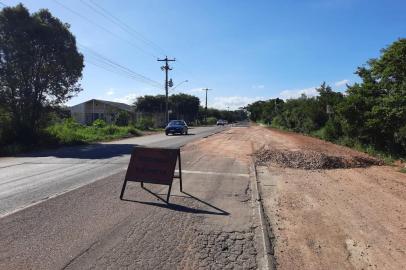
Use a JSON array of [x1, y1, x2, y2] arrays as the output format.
[[46, 118, 142, 145], [0, 118, 144, 156]]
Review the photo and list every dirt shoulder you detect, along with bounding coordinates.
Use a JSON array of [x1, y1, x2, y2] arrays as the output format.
[[253, 126, 406, 269]]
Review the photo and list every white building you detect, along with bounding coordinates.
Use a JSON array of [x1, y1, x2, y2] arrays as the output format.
[[69, 99, 134, 125]]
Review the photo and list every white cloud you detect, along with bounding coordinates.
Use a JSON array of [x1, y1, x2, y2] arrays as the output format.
[[211, 96, 265, 110], [113, 93, 139, 104], [252, 84, 265, 89], [105, 89, 115, 96], [107, 87, 162, 104], [334, 79, 349, 87], [279, 87, 318, 100]]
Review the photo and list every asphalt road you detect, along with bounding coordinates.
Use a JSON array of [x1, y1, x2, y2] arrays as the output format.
[[0, 125, 225, 217], [0, 125, 262, 269]]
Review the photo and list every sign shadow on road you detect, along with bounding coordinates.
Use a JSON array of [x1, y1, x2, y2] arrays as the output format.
[[121, 189, 229, 216]]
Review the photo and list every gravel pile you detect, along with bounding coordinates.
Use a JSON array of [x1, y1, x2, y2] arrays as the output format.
[[255, 148, 383, 170]]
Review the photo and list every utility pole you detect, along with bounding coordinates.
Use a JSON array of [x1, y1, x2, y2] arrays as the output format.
[[202, 88, 212, 124], [158, 56, 176, 124]]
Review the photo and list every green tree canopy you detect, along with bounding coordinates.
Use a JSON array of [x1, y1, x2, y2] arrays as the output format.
[[134, 93, 200, 123], [169, 93, 200, 122], [339, 38, 406, 150], [246, 38, 406, 154], [134, 95, 166, 113], [0, 4, 84, 142]]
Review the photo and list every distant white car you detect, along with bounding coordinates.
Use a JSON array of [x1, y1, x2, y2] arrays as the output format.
[[216, 119, 226, 126]]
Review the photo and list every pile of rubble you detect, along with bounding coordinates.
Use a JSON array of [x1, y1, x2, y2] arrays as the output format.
[[255, 148, 383, 170]]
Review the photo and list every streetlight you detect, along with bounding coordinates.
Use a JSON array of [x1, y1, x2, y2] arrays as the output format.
[[169, 80, 189, 93], [168, 80, 188, 120]]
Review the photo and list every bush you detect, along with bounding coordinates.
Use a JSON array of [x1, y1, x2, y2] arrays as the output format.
[[46, 118, 86, 145], [127, 126, 142, 136], [206, 117, 217, 125], [103, 125, 120, 135], [116, 111, 130, 126], [322, 118, 342, 141], [46, 118, 142, 145], [270, 115, 284, 128], [135, 117, 154, 130], [395, 125, 406, 151], [92, 119, 107, 128], [0, 108, 12, 145]]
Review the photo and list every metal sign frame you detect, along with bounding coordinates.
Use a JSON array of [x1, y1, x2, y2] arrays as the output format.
[[120, 147, 183, 203]]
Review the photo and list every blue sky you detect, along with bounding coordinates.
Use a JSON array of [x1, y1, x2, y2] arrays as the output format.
[[5, 0, 406, 109]]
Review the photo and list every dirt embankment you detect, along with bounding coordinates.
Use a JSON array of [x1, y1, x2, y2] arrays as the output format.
[[248, 126, 406, 270], [184, 125, 406, 269], [255, 148, 383, 170], [253, 127, 383, 170]]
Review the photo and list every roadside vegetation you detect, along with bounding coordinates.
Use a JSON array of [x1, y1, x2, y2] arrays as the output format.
[[46, 119, 141, 145], [247, 38, 406, 162], [0, 5, 144, 156], [133, 93, 247, 125], [0, 4, 84, 155], [0, 4, 248, 156], [2, 118, 143, 155]]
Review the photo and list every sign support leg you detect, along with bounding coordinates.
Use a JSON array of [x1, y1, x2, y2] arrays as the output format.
[[178, 151, 183, 192], [120, 179, 128, 200], [166, 184, 172, 203]]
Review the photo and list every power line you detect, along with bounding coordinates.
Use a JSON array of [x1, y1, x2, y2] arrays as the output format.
[[1, 0, 162, 88], [86, 58, 161, 88], [81, 0, 196, 80], [57, 0, 196, 80], [79, 44, 163, 88], [85, 57, 160, 87], [1, 0, 192, 76], [0, 0, 162, 89], [53, 0, 158, 59], [81, 0, 167, 56]]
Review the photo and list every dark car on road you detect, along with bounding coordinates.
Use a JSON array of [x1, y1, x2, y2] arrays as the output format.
[[165, 120, 188, 135]]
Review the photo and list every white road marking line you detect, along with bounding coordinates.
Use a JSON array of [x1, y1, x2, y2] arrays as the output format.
[[175, 170, 249, 178]]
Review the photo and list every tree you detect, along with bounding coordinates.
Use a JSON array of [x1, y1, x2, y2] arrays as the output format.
[[246, 99, 284, 123], [134, 95, 166, 113], [246, 101, 266, 122], [169, 93, 200, 122], [115, 111, 130, 126], [339, 38, 406, 151], [134, 93, 200, 123], [0, 4, 84, 143]]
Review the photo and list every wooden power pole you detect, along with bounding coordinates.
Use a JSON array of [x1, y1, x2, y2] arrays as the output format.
[[202, 88, 212, 124], [158, 56, 176, 124]]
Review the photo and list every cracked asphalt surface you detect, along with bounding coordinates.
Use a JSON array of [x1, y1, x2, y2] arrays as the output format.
[[0, 125, 263, 269]]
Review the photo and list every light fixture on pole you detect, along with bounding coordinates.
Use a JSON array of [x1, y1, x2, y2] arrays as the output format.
[[170, 80, 189, 93]]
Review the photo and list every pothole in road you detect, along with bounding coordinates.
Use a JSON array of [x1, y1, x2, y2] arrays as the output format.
[[255, 148, 383, 170], [183, 230, 257, 270]]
